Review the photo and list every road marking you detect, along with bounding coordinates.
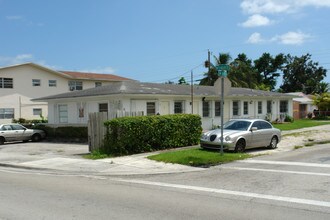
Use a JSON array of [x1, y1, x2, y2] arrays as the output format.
[[114, 178, 330, 208], [239, 160, 330, 168], [222, 167, 330, 176]]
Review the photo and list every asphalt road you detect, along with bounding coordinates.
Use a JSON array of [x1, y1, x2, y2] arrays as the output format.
[[0, 144, 329, 219]]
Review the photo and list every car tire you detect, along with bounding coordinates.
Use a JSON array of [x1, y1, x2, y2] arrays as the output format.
[[235, 139, 246, 153], [31, 134, 41, 142], [0, 137, 4, 145], [269, 136, 278, 149]]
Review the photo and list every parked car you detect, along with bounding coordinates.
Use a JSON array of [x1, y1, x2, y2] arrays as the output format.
[[0, 123, 46, 145], [200, 119, 281, 152]]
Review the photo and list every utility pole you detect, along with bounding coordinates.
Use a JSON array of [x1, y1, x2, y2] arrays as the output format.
[[207, 49, 211, 73], [191, 70, 193, 114]]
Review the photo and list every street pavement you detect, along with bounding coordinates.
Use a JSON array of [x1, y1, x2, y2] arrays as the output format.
[[0, 124, 329, 176]]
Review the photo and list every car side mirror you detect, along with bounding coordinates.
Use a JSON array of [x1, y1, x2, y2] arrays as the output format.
[[251, 127, 258, 132]]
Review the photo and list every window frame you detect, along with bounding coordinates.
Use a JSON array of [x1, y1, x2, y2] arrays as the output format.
[[99, 103, 108, 113], [267, 100, 272, 114], [58, 104, 68, 123], [258, 101, 263, 114], [95, 82, 102, 87], [280, 100, 288, 113], [202, 101, 210, 117], [0, 108, 14, 119], [146, 102, 156, 116], [33, 108, 42, 116], [0, 78, 13, 88], [232, 101, 240, 116], [68, 81, 83, 91], [32, 79, 41, 87], [174, 101, 184, 114], [243, 101, 249, 115], [215, 101, 221, 117], [49, 80, 57, 87]]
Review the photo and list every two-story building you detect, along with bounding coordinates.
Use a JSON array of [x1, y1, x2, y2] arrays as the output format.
[[0, 63, 133, 123]]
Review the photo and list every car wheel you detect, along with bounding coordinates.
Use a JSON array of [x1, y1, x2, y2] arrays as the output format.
[[269, 136, 278, 149], [235, 139, 246, 153], [0, 137, 4, 145], [32, 134, 41, 142]]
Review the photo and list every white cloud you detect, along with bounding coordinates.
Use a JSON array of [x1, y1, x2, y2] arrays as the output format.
[[241, 0, 291, 14], [240, 0, 330, 15], [6, 15, 23, 20], [271, 31, 311, 45], [240, 14, 274, 27], [0, 54, 34, 65], [246, 31, 311, 45], [247, 32, 265, 43]]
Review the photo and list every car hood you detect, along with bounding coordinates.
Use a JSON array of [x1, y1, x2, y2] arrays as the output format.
[[204, 129, 244, 137]]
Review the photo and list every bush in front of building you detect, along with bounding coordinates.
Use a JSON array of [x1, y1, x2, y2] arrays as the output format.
[[33, 124, 88, 143], [103, 114, 202, 156]]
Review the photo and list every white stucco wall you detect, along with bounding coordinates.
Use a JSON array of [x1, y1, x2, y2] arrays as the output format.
[[45, 94, 293, 130]]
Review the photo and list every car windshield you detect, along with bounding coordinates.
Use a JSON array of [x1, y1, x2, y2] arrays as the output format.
[[223, 120, 251, 131]]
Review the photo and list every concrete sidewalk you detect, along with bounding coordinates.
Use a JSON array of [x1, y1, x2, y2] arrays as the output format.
[[0, 124, 329, 176]]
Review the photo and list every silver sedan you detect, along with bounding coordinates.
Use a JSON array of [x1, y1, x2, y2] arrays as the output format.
[[0, 123, 46, 145], [200, 119, 281, 152]]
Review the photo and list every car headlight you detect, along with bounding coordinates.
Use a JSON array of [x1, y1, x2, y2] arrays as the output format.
[[225, 136, 231, 141]]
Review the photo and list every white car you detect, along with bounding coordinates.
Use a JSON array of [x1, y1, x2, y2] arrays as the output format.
[[0, 123, 46, 145], [200, 119, 281, 152]]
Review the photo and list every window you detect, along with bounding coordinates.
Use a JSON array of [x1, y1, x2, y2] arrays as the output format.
[[58, 104, 68, 123], [215, 101, 221, 117], [267, 101, 272, 114], [233, 101, 240, 116], [99, 103, 108, 113], [258, 101, 262, 114], [203, 101, 210, 117], [95, 82, 102, 87], [147, 102, 156, 116], [32, 79, 41, 86], [0, 78, 13, 88], [243, 101, 248, 115], [0, 108, 14, 119], [174, 101, 184, 114], [280, 100, 288, 113], [33, 108, 42, 116], [68, 81, 83, 91], [49, 80, 57, 87], [252, 121, 272, 130]]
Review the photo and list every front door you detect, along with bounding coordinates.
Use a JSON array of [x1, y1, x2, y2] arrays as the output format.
[[160, 101, 170, 115]]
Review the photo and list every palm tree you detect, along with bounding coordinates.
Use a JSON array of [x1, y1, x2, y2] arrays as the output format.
[[199, 53, 231, 86]]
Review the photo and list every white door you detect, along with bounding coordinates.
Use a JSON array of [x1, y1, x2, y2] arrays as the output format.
[[160, 101, 170, 115]]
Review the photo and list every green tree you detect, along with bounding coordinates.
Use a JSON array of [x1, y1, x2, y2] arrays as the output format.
[[313, 93, 330, 112], [315, 82, 329, 94], [228, 53, 259, 89], [281, 54, 327, 94], [199, 53, 231, 86], [178, 77, 189, 85], [254, 53, 286, 91]]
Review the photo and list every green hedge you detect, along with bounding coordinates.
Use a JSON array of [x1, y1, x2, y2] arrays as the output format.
[[103, 114, 202, 156], [33, 124, 88, 142]]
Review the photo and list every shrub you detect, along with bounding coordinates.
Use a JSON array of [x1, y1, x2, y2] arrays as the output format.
[[103, 114, 202, 156], [284, 114, 294, 123]]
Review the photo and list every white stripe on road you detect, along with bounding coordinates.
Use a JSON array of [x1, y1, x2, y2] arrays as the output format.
[[239, 160, 330, 168], [114, 178, 330, 208], [222, 167, 330, 177]]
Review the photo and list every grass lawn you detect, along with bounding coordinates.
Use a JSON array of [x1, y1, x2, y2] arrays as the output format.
[[147, 148, 252, 167], [272, 119, 330, 131]]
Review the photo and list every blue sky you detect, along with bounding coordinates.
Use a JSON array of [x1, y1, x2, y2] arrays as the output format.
[[1, 0, 330, 86]]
